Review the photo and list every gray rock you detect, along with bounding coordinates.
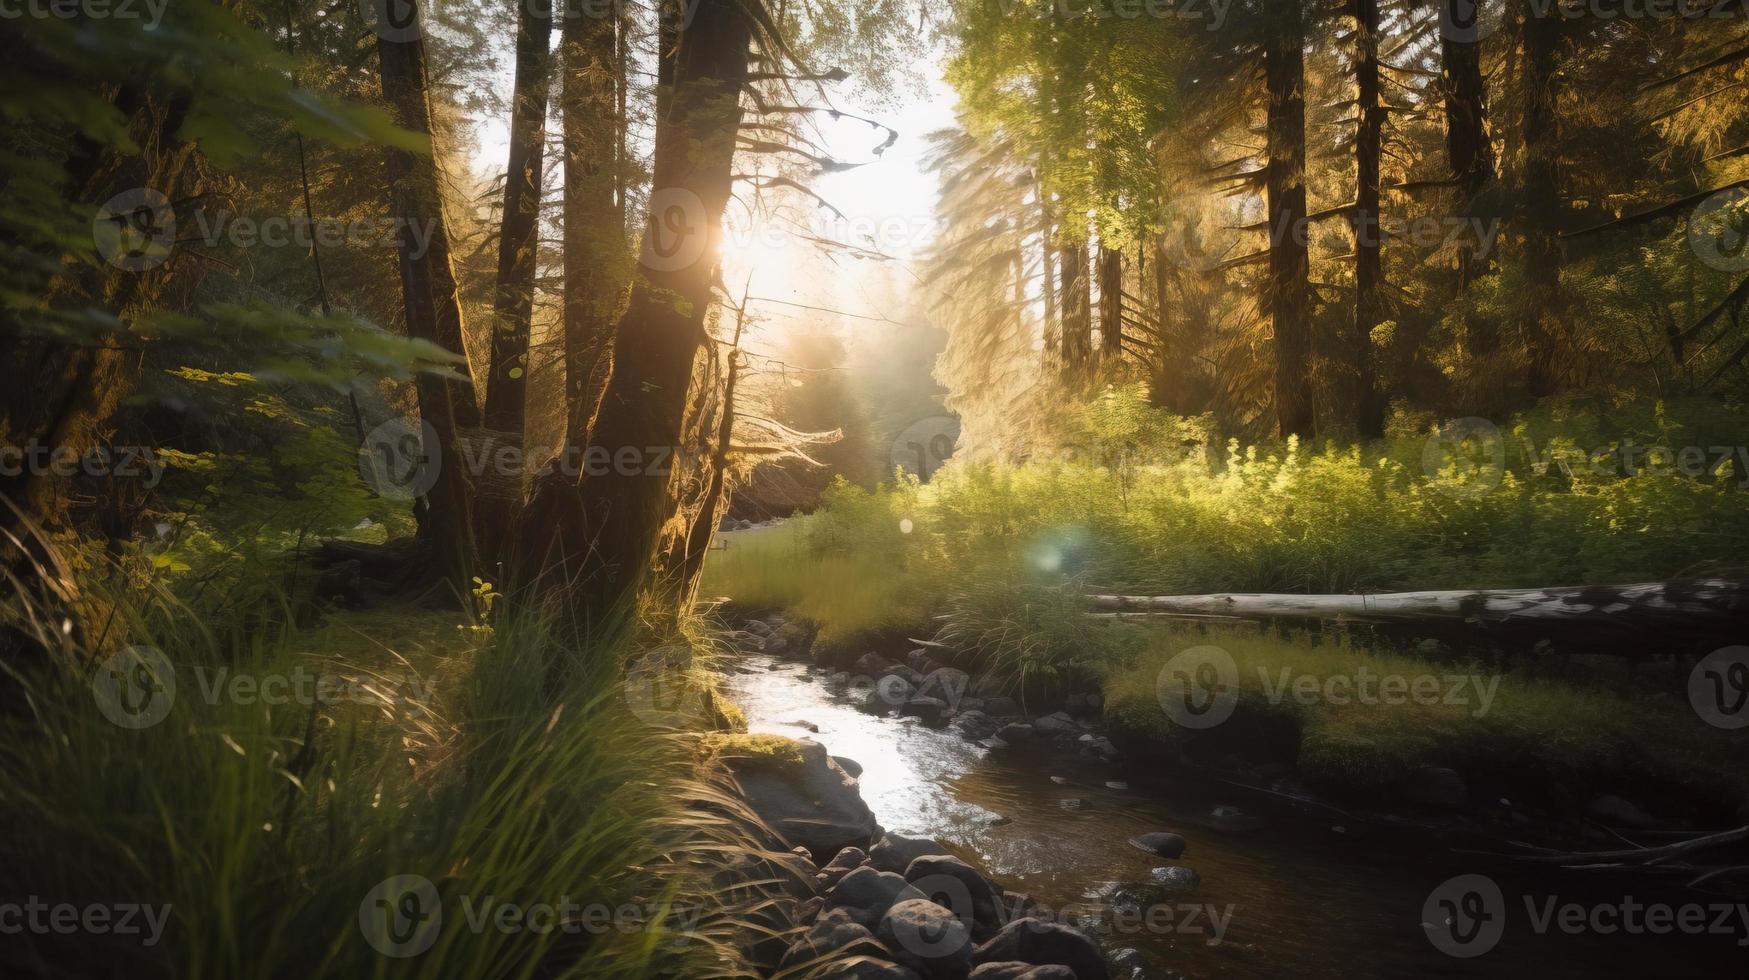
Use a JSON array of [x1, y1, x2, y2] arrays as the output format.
[[744, 619, 774, 637], [1077, 735, 1118, 759], [983, 697, 1022, 717], [908, 649, 946, 676], [904, 853, 1004, 938], [836, 958, 926, 980], [1149, 865, 1200, 893], [1128, 832, 1186, 859], [1588, 794, 1656, 828], [1401, 766, 1469, 812], [877, 899, 973, 979], [950, 710, 998, 740], [901, 696, 950, 727], [724, 737, 878, 861], [1032, 712, 1081, 735], [822, 846, 872, 886], [870, 832, 953, 874], [834, 756, 865, 778], [973, 918, 1108, 980], [856, 653, 899, 678], [863, 675, 916, 713], [828, 867, 930, 928], [959, 697, 985, 713], [994, 723, 1034, 743], [1205, 804, 1262, 832], [920, 667, 972, 706], [779, 909, 889, 970], [970, 965, 1073, 980]]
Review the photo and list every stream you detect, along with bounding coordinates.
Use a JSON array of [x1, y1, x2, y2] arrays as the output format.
[[726, 652, 1746, 978]]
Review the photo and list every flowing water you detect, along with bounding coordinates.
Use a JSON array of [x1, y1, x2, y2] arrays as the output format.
[[726, 653, 1745, 978]]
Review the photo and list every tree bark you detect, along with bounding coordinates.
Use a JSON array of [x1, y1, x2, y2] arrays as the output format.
[[477, 0, 555, 571], [1266, 0, 1315, 439], [1519, 4, 1563, 396], [1097, 243, 1124, 370], [1087, 579, 1748, 655], [560, 2, 625, 443], [514, 0, 750, 626], [1350, 0, 1386, 437], [1059, 241, 1092, 385], [1441, 0, 1497, 297], [378, 10, 479, 588]]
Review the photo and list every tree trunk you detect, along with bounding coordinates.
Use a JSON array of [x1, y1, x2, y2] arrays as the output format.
[[1350, 0, 1386, 438], [514, 0, 750, 626], [1097, 243, 1124, 369], [1519, 5, 1563, 396], [476, 0, 554, 572], [1266, 0, 1315, 439], [1441, 0, 1497, 296], [671, 301, 749, 604], [378, 11, 479, 588], [560, 5, 626, 443], [1087, 579, 1748, 656], [1059, 241, 1092, 385]]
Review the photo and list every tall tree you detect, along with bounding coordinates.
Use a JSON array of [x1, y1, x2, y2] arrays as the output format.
[[1518, 3, 1564, 396], [477, 0, 556, 568], [1349, 0, 1386, 437], [516, 0, 753, 624], [1266, 0, 1315, 438], [1097, 243, 1124, 369], [377, 3, 480, 586]]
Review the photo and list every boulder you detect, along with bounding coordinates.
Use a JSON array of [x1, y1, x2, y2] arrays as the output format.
[[950, 710, 999, 740], [1077, 734, 1119, 759], [770, 620, 814, 656], [972, 919, 1108, 980], [834, 755, 865, 778], [862, 675, 916, 714], [856, 653, 899, 678], [1148, 865, 1200, 894], [969, 964, 1037, 980], [983, 697, 1022, 718], [994, 723, 1034, 743], [780, 909, 890, 970], [836, 958, 926, 979], [1128, 832, 1186, 859], [870, 832, 953, 874], [905, 854, 1005, 939], [908, 649, 946, 676], [901, 696, 951, 727], [1032, 712, 1081, 735], [1401, 766, 1469, 812], [723, 737, 878, 861], [877, 899, 973, 979], [828, 867, 929, 928], [821, 846, 872, 887], [959, 698, 985, 713], [920, 667, 972, 706]]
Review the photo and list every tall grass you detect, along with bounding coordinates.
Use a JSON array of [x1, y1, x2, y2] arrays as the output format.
[[0, 556, 769, 978]]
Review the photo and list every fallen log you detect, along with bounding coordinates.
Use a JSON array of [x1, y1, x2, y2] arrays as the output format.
[[1086, 579, 1749, 655]]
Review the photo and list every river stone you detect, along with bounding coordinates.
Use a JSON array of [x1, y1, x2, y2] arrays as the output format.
[[864, 675, 916, 713], [950, 710, 998, 740], [994, 722, 1034, 743], [1077, 735, 1119, 759], [972, 919, 1109, 980], [1033, 712, 1081, 735], [877, 899, 973, 979], [1401, 766, 1469, 811], [856, 653, 899, 678], [1149, 865, 1201, 893], [920, 667, 971, 706], [829, 867, 930, 928], [1129, 832, 1187, 859], [724, 737, 877, 861], [982, 697, 1021, 717], [837, 956, 926, 979], [904, 854, 1004, 938], [822, 846, 872, 886], [908, 649, 946, 676], [871, 832, 954, 874], [780, 910, 890, 970], [901, 696, 950, 727]]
